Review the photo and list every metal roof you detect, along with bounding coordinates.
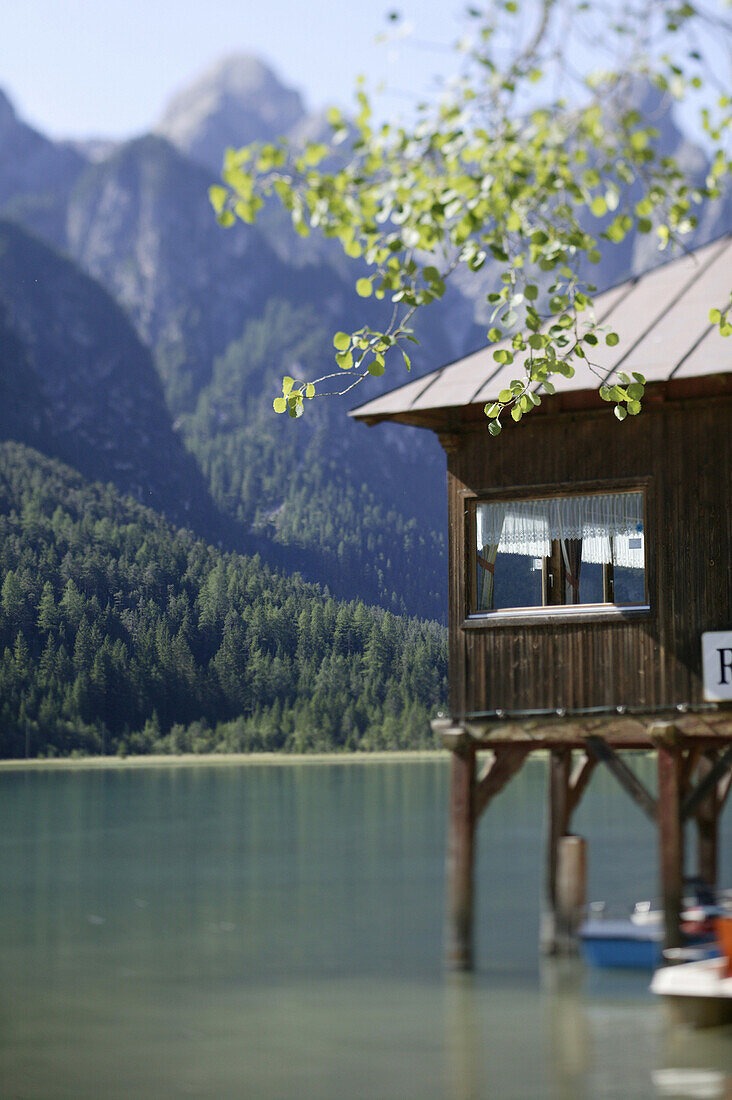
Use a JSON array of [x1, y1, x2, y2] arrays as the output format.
[[350, 233, 732, 425]]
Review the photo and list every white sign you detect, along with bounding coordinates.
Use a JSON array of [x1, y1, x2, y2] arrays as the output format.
[[702, 632, 732, 701]]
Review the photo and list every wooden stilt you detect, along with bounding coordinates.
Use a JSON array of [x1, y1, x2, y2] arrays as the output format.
[[542, 748, 571, 954], [658, 745, 684, 952], [695, 753, 719, 891], [446, 743, 476, 971]]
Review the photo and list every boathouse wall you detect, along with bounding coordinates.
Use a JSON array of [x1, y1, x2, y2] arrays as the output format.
[[445, 393, 732, 718]]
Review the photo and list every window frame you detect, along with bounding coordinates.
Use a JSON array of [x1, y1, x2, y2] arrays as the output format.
[[462, 477, 653, 628]]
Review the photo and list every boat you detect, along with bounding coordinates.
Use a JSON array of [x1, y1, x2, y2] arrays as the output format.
[[579, 888, 719, 970], [650, 956, 732, 1028]]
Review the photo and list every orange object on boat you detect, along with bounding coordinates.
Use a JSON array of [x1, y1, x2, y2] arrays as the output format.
[[715, 916, 732, 978]]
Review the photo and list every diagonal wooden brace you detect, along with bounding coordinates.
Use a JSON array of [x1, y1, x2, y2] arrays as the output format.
[[566, 753, 597, 819], [585, 736, 658, 822], [474, 744, 533, 819], [681, 743, 732, 821]]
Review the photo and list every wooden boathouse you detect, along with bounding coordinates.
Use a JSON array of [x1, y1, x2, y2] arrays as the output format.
[[351, 234, 732, 969]]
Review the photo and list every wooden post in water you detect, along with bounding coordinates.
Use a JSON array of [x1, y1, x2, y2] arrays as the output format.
[[446, 742, 476, 971], [542, 748, 571, 954], [658, 744, 683, 952], [555, 835, 587, 953]]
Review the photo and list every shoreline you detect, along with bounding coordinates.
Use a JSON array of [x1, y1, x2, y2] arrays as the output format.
[[0, 749, 452, 771]]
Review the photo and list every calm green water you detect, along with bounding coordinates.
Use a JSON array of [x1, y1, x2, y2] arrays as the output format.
[[1, 758, 731, 1099]]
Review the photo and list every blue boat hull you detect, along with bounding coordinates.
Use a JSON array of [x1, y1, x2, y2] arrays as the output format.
[[580, 931, 661, 969], [579, 918, 716, 969]]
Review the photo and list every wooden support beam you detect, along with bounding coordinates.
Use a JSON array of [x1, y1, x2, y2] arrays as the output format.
[[446, 744, 476, 971], [718, 769, 732, 811], [566, 753, 597, 819], [681, 743, 732, 821], [695, 753, 720, 889], [585, 736, 658, 822], [542, 749, 572, 955], [680, 746, 703, 794], [474, 745, 532, 819], [658, 746, 684, 951], [548, 749, 572, 908]]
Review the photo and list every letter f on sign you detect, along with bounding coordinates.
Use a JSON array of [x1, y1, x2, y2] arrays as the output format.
[[719, 648, 732, 686]]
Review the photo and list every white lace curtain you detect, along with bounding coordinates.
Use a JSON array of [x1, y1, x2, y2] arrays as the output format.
[[476, 492, 644, 567]]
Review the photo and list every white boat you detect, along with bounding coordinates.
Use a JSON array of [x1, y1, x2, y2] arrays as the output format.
[[651, 956, 732, 1028]]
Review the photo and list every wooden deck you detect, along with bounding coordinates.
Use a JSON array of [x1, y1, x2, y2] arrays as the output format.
[[434, 708, 732, 751]]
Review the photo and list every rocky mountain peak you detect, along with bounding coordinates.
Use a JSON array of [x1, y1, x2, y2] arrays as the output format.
[[154, 53, 305, 174], [0, 88, 19, 133]]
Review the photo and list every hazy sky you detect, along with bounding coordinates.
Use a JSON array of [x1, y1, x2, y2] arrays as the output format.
[[1, 0, 468, 139]]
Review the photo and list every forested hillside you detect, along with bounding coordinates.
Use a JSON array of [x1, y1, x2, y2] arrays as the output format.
[[0, 443, 447, 758]]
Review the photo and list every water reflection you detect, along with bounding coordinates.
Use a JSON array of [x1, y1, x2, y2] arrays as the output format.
[[1, 760, 732, 1098]]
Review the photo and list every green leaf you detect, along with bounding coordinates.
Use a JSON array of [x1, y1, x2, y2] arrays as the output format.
[[614, 405, 627, 421], [216, 210, 236, 228], [487, 327, 502, 342], [282, 377, 295, 396], [333, 331, 351, 351], [208, 185, 228, 214], [305, 383, 315, 399], [336, 350, 354, 370], [273, 397, 287, 413], [356, 278, 372, 298], [524, 284, 538, 300], [605, 332, 620, 347], [710, 308, 722, 324], [590, 196, 607, 217], [488, 420, 502, 436]]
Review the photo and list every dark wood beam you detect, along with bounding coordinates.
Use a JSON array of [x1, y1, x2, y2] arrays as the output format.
[[566, 753, 597, 819], [585, 736, 658, 822], [695, 753, 720, 889], [474, 745, 532, 819], [658, 746, 684, 951], [680, 745, 703, 793], [547, 749, 572, 910], [446, 744, 477, 971], [681, 743, 732, 821]]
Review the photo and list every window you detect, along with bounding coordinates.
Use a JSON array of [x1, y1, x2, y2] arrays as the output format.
[[470, 490, 647, 614]]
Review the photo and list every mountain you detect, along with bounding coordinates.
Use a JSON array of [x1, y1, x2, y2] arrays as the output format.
[[0, 302, 54, 451], [0, 89, 86, 244], [0, 67, 727, 622], [0, 219, 219, 530], [62, 132, 369, 411], [155, 54, 306, 174]]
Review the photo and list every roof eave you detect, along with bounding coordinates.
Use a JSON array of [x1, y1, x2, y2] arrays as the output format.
[[349, 371, 732, 432]]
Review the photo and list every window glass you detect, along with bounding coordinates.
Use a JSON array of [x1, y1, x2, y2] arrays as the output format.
[[473, 491, 646, 612]]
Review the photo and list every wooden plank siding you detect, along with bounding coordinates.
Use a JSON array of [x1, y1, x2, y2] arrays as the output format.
[[445, 394, 732, 718]]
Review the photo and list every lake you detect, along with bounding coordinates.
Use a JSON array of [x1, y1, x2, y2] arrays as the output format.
[[1, 757, 731, 1098]]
